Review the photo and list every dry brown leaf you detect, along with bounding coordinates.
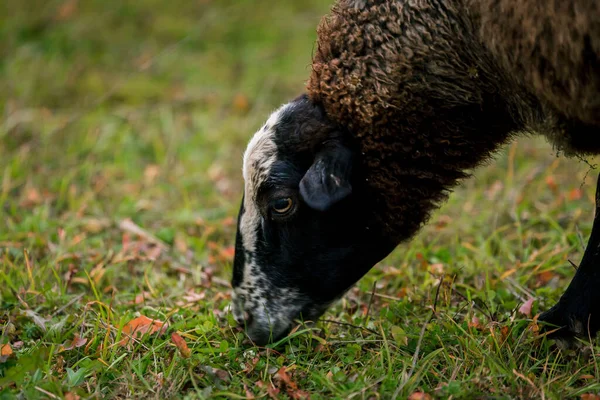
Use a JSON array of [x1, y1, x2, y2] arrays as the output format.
[[20, 187, 43, 207], [529, 314, 540, 334], [131, 291, 152, 305], [275, 367, 310, 399], [468, 315, 484, 331], [257, 380, 281, 400], [536, 270, 554, 286], [580, 394, 600, 400], [214, 368, 229, 381], [434, 215, 452, 229], [56, 0, 78, 21], [174, 232, 188, 253], [171, 332, 191, 358], [64, 392, 81, 400], [232, 93, 250, 113], [485, 180, 504, 200], [82, 218, 111, 234], [59, 335, 88, 352], [408, 392, 432, 400], [545, 175, 558, 192], [182, 290, 206, 303], [518, 298, 536, 317], [119, 315, 168, 346], [416, 253, 428, 269], [568, 188, 583, 201], [429, 263, 444, 274], [221, 246, 235, 260], [221, 216, 235, 227], [144, 164, 160, 185], [500, 325, 510, 342], [0, 344, 13, 362], [243, 383, 256, 399]]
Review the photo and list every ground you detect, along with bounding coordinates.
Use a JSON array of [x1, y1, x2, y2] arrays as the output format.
[[1, 0, 600, 399]]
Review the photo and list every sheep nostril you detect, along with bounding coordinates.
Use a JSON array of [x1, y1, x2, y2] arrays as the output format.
[[235, 310, 253, 327]]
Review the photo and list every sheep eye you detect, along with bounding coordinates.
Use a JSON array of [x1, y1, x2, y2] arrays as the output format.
[[271, 197, 293, 215]]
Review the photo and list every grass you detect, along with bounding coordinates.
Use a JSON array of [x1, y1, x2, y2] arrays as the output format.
[[1, 0, 600, 398]]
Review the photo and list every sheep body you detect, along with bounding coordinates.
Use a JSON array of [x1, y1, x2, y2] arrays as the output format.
[[307, 0, 600, 242], [231, 0, 600, 344]]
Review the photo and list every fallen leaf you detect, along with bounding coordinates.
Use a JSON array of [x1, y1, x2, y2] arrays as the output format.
[[485, 180, 504, 200], [64, 392, 81, 400], [181, 290, 206, 304], [0, 344, 13, 362], [275, 367, 310, 399], [468, 315, 484, 331], [201, 365, 230, 382], [131, 291, 152, 305], [20, 187, 42, 207], [580, 394, 600, 400], [535, 270, 554, 286], [257, 380, 280, 400], [82, 218, 111, 234], [56, 0, 78, 21], [434, 215, 452, 229], [64, 263, 79, 287], [221, 216, 235, 227], [569, 188, 583, 201], [171, 332, 191, 358], [153, 371, 165, 390], [244, 383, 256, 399], [429, 263, 444, 274], [518, 298, 536, 317], [144, 164, 160, 185], [174, 232, 188, 253], [529, 314, 540, 334], [545, 175, 558, 192], [500, 325, 510, 342], [416, 253, 427, 269], [408, 392, 432, 400], [232, 93, 250, 113], [119, 315, 168, 346], [58, 335, 88, 352], [221, 246, 235, 260]]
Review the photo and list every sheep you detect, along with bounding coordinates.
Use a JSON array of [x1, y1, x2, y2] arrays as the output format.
[[231, 0, 600, 346]]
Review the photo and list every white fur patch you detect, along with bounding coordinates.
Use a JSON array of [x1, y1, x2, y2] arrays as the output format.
[[240, 103, 290, 254], [233, 103, 298, 341]]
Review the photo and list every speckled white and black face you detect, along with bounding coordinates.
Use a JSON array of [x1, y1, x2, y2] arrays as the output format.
[[231, 95, 395, 345], [232, 103, 310, 344]]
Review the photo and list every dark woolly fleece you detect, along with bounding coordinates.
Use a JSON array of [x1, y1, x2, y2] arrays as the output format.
[[306, 0, 600, 243]]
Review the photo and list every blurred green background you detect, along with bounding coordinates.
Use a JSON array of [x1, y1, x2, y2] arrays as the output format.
[[1, 0, 600, 398]]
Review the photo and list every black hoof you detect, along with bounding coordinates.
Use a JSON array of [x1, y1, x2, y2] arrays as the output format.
[[538, 303, 598, 349], [536, 171, 600, 349]]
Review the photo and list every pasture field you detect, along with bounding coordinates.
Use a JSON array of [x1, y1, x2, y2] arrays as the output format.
[[1, 1, 600, 398]]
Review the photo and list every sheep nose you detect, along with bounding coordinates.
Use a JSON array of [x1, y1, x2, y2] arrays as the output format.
[[235, 311, 253, 327]]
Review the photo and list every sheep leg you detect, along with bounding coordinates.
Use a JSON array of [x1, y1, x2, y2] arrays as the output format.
[[538, 172, 600, 345]]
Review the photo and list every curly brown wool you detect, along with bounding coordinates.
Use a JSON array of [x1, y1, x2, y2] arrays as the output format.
[[306, 0, 600, 242]]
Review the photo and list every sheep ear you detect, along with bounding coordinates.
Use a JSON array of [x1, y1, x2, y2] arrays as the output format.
[[299, 140, 353, 211]]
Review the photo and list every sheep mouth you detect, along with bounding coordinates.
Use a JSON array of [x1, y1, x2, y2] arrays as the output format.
[[239, 302, 332, 346]]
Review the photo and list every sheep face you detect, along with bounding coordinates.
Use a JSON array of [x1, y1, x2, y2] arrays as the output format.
[[231, 95, 395, 345]]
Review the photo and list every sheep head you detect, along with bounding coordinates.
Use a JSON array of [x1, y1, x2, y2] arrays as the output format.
[[231, 94, 396, 345]]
